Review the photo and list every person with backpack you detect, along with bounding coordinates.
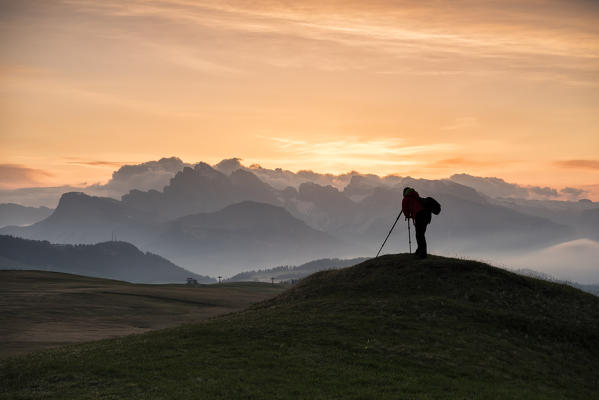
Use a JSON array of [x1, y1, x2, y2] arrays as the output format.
[[402, 187, 433, 259]]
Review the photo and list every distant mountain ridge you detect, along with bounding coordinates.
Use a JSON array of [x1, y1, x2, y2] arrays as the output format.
[[0, 235, 212, 284], [149, 201, 352, 274], [3, 192, 158, 244], [1, 158, 594, 277], [122, 163, 280, 221], [0, 195, 350, 275], [227, 257, 368, 282], [0, 203, 53, 228]]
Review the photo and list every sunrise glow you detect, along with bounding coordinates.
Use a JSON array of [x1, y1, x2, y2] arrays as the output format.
[[1, 0, 598, 195]]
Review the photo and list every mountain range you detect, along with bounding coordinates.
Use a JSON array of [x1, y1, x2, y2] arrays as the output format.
[[1, 191, 350, 275], [1, 158, 597, 278]]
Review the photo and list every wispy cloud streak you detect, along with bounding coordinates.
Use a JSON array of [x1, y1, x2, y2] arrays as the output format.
[[555, 160, 599, 170], [61, 0, 599, 84], [0, 164, 53, 189], [262, 136, 456, 172]]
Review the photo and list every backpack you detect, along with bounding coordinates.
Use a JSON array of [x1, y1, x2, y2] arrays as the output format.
[[421, 196, 441, 215]]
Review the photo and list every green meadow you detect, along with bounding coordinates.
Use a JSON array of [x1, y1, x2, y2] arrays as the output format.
[[2, 255, 598, 399]]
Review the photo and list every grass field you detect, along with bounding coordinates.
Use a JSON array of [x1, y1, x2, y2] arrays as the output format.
[[1, 255, 598, 399], [0, 270, 284, 358]]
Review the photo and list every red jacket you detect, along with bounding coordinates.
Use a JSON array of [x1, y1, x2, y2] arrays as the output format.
[[402, 190, 424, 220]]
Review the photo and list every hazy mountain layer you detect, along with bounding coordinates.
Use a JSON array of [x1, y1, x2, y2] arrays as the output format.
[[227, 257, 368, 282], [3, 192, 159, 244], [1, 171, 578, 276], [1, 159, 594, 277], [0, 203, 53, 228], [0, 195, 350, 276], [149, 201, 353, 275], [0, 235, 212, 284]]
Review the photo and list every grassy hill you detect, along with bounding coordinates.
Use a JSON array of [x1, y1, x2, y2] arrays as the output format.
[[0, 270, 284, 359], [2, 255, 598, 399]]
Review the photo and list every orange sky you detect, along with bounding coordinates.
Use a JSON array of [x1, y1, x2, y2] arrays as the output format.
[[1, 0, 598, 194]]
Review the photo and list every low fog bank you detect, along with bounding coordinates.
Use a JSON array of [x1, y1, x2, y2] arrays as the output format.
[[493, 239, 599, 285], [419, 239, 599, 286], [221, 239, 599, 291]]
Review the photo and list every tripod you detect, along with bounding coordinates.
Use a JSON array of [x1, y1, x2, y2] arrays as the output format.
[[375, 210, 412, 257]]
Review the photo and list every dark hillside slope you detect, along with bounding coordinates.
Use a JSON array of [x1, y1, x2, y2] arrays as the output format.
[[0, 235, 212, 283], [2, 255, 598, 399]]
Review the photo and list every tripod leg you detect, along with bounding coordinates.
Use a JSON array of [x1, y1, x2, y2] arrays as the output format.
[[408, 218, 412, 254], [375, 210, 403, 257]]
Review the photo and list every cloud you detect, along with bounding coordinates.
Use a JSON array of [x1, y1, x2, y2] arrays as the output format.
[[555, 160, 599, 170], [0, 158, 190, 207], [560, 187, 588, 199], [61, 0, 599, 85], [265, 136, 455, 172], [506, 239, 599, 284], [137, 41, 245, 76], [528, 186, 558, 198], [450, 173, 529, 198], [0, 164, 53, 189], [430, 157, 504, 168], [87, 157, 190, 196], [450, 173, 562, 199], [213, 157, 362, 190], [65, 158, 128, 167]]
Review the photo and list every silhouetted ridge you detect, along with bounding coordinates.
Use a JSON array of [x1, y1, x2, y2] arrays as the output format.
[[229, 169, 278, 204], [227, 257, 368, 282], [121, 164, 281, 220], [50, 192, 144, 222], [0, 192, 156, 245], [0, 203, 52, 228], [0, 235, 212, 284]]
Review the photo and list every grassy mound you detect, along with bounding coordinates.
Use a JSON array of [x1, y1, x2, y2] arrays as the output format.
[[1, 254, 598, 399]]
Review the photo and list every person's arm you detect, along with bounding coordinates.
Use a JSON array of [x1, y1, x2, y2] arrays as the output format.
[[402, 198, 410, 219]]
